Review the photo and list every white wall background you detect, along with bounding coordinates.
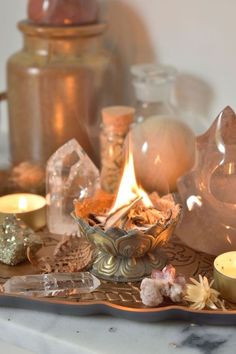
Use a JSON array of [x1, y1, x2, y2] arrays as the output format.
[[0, 0, 236, 136]]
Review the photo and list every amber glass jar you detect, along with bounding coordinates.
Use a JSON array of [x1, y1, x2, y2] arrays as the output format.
[[28, 0, 98, 26], [7, 21, 114, 166]]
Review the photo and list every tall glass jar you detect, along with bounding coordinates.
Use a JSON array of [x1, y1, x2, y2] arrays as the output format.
[[131, 64, 178, 123], [7, 21, 114, 167]]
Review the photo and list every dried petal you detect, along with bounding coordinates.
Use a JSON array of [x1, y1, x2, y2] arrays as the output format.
[[184, 275, 224, 310]]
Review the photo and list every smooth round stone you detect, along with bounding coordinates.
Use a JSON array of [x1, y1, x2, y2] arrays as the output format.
[[129, 116, 196, 194], [28, 0, 98, 26]]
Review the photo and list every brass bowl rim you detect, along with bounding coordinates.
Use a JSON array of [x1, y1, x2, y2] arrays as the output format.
[[74, 213, 180, 258], [75, 214, 179, 241]]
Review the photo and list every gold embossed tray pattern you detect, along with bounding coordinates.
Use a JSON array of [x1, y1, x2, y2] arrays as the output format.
[[0, 234, 236, 324]]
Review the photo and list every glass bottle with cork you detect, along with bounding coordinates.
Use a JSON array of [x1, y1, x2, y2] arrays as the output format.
[[131, 64, 178, 123], [100, 106, 135, 194]]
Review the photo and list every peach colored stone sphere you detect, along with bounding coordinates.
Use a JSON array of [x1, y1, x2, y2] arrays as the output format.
[[28, 0, 98, 26], [129, 116, 196, 194]]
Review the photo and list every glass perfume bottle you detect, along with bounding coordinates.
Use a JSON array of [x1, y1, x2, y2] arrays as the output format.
[[100, 106, 135, 194], [131, 64, 178, 123], [129, 64, 196, 194]]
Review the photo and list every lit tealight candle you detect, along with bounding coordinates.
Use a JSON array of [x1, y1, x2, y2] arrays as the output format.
[[214, 251, 236, 303], [0, 193, 46, 231]]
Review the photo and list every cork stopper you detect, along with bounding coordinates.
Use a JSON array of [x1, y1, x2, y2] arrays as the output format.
[[102, 106, 135, 132]]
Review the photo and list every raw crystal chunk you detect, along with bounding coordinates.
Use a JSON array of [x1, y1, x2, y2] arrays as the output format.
[[46, 139, 100, 235], [0, 215, 42, 266], [3, 272, 100, 297]]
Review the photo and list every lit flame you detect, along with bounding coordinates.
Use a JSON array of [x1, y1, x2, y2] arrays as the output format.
[[18, 197, 28, 211], [109, 149, 153, 214]]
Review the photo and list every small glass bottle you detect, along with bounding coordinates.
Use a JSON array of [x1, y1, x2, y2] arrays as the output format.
[[100, 106, 135, 194], [131, 64, 178, 123]]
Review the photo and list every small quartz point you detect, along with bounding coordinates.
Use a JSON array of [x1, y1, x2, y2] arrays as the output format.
[[3, 272, 100, 297], [46, 139, 100, 235]]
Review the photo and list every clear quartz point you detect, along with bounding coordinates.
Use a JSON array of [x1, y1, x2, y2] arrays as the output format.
[[3, 272, 100, 297], [46, 139, 100, 235]]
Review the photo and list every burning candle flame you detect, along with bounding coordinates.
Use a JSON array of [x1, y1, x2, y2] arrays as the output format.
[[18, 197, 28, 211], [109, 149, 153, 214]]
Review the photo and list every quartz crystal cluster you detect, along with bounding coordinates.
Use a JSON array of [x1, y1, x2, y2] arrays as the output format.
[[0, 215, 42, 266], [3, 272, 100, 297], [140, 265, 186, 307], [47, 139, 100, 235]]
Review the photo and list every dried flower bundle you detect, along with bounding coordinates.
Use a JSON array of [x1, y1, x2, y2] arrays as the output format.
[[184, 275, 225, 310], [75, 191, 180, 243], [74, 189, 114, 220]]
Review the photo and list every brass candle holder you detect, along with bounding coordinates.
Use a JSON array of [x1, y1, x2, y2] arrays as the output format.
[[74, 143, 181, 282]]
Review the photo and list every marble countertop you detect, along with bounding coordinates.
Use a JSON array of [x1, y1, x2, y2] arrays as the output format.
[[0, 307, 235, 354]]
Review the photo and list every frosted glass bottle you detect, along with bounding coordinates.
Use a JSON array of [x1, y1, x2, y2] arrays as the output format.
[[129, 64, 196, 194], [131, 64, 178, 123]]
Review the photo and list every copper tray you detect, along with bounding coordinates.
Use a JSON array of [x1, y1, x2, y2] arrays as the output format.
[[0, 234, 236, 325]]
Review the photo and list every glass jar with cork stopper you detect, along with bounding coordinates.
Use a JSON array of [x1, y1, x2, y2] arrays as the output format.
[[131, 64, 178, 123], [100, 106, 135, 194]]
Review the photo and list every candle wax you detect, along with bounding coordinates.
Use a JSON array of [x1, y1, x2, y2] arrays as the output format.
[[0, 194, 46, 231], [215, 251, 236, 279], [218, 266, 236, 278], [0, 194, 45, 214]]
